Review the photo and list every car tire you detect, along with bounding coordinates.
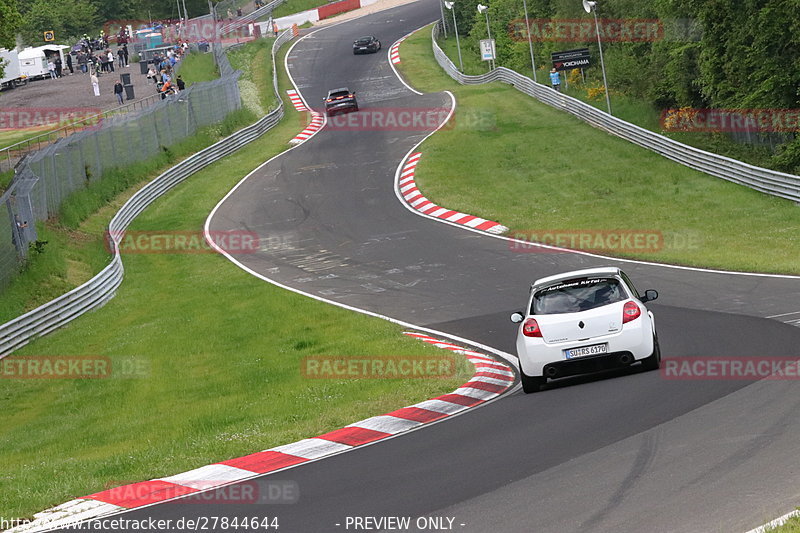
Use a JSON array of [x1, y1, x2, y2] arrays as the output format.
[[640, 334, 661, 371], [520, 366, 546, 393]]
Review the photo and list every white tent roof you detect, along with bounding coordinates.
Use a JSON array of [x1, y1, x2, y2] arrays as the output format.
[[18, 45, 68, 59]]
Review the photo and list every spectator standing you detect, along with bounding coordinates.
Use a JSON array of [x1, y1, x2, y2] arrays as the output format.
[[77, 52, 87, 73], [237, 7, 243, 16], [91, 72, 100, 96], [113, 81, 124, 104], [122, 44, 129, 66], [66, 53, 73, 74], [117, 48, 124, 68], [107, 50, 115, 72], [47, 59, 56, 79], [550, 68, 561, 92], [54, 57, 63, 78]]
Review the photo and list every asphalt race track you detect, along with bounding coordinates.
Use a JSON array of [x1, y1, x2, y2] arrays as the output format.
[[60, 2, 800, 532]]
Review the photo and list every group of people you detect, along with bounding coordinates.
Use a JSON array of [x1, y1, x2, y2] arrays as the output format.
[[74, 46, 129, 75], [145, 45, 187, 99], [46, 55, 64, 78]]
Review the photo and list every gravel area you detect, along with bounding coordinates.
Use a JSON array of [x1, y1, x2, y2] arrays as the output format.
[[0, 60, 182, 115]]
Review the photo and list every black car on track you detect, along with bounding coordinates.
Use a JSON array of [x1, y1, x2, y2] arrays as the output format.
[[353, 35, 381, 54], [324, 88, 359, 116]]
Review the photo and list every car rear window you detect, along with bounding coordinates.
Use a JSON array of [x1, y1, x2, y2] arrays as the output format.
[[329, 91, 351, 99], [356, 38, 371, 44], [531, 277, 627, 315]]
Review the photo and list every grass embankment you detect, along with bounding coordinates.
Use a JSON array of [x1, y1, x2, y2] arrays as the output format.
[[271, 0, 327, 18], [435, 37, 777, 170], [176, 51, 220, 85], [0, 39, 473, 520], [397, 25, 800, 275], [0, 51, 241, 321]]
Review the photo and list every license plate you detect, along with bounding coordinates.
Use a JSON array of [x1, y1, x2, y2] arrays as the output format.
[[564, 343, 608, 359]]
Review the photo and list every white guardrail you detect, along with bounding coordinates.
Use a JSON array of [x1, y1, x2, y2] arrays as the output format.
[[0, 30, 294, 358], [430, 25, 800, 204]]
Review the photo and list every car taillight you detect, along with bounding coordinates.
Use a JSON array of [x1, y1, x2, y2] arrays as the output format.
[[622, 301, 641, 324], [522, 318, 543, 338]]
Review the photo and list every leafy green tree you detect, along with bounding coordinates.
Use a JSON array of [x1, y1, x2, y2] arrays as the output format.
[[18, 0, 99, 45], [0, 0, 22, 78]]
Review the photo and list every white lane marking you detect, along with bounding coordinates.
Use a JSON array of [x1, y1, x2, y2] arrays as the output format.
[[766, 310, 800, 318]]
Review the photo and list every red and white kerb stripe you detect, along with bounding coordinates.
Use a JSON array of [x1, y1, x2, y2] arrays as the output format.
[[9, 334, 513, 533], [286, 89, 308, 112], [399, 153, 508, 234]]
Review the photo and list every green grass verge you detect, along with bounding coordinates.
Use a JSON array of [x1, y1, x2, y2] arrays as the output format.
[[0, 42, 474, 520], [436, 35, 779, 171], [271, 0, 329, 19], [769, 513, 800, 532], [398, 26, 800, 275], [176, 51, 220, 85], [0, 49, 251, 323], [228, 38, 277, 115]]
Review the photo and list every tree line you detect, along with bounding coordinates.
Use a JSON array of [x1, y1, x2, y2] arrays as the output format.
[[450, 0, 800, 173], [2, 0, 214, 50]]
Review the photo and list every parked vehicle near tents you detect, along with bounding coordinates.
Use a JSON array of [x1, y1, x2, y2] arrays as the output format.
[[0, 48, 24, 89], [18, 45, 69, 80]]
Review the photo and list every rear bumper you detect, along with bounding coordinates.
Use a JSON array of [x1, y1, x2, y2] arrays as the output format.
[[516, 319, 654, 377], [325, 104, 358, 115], [542, 351, 637, 379]]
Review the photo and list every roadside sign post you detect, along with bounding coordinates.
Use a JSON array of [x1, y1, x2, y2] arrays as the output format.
[[479, 39, 496, 70]]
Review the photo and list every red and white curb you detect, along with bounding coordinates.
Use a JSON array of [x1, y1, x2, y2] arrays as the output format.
[[289, 111, 324, 144], [399, 153, 508, 234], [285, 89, 324, 145], [8, 334, 514, 533], [286, 89, 308, 112], [389, 36, 405, 64]]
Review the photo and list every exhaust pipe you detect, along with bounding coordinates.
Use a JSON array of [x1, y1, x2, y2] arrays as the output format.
[[619, 354, 633, 365], [545, 367, 558, 378]]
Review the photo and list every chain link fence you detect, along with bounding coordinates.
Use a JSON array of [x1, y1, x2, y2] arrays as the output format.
[[0, 43, 242, 290]]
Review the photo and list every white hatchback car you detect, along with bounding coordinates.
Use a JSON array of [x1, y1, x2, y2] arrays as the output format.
[[510, 267, 660, 393]]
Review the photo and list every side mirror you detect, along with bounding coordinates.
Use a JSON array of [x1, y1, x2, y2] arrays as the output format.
[[510, 312, 525, 323], [641, 289, 658, 303]]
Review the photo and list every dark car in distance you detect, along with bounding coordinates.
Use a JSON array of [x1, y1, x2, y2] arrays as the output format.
[[324, 88, 359, 116], [353, 35, 381, 54]]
